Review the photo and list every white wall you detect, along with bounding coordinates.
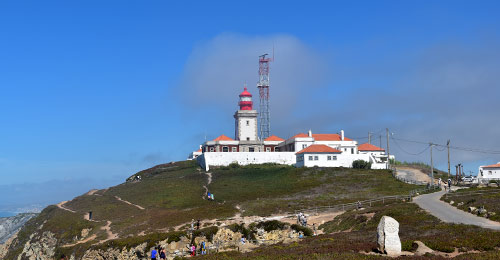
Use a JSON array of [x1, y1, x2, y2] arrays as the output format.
[[238, 117, 258, 141], [478, 166, 500, 180], [197, 152, 296, 171], [297, 153, 387, 169]]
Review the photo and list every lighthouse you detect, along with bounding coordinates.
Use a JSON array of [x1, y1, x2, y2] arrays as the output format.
[[234, 87, 259, 143]]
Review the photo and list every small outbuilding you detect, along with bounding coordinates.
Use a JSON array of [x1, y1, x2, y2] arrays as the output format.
[[295, 144, 342, 167]]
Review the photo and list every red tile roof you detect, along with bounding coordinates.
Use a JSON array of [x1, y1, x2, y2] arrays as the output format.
[[213, 135, 234, 141], [483, 163, 500, 168], [358, 143, 385, 151], [264, 135, 285, 141], [290, 133, 353, 141], [196, 148, 202, 152], [296, 144, 341, 154]]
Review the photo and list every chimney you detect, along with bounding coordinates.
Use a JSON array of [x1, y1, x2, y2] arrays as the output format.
[[341, 130, 344, 141], [308, 129, 312, 137]]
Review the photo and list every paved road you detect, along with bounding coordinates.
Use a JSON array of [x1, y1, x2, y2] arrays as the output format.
[[413, 190, 500, 230]]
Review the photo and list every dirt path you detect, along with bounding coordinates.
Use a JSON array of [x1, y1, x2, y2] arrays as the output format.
[[56, 201, 76, 213], [413, 190, 500, 230], [86, 189, 99, 196], [171, 209, 344, 232], [114, 196, 145, 210], [202, 172, 212, 199], [97, 221, 118, 244], [395, 166, 432, 183], [61, 234, 97, 248]]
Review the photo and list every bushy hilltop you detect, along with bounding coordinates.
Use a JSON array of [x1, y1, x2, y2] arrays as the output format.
[[4, 160, 424, 259]]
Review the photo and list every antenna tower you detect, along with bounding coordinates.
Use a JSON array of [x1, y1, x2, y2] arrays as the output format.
[[257, 53, 272, 140]]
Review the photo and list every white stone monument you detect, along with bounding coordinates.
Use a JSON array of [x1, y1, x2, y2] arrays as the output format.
[[377, 216, 401, 256]]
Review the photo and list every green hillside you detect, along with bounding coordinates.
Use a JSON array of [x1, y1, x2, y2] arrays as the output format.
[[5, 161, 425, 259]]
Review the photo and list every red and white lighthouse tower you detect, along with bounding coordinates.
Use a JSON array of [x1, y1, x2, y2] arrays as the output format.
[[238, 87, 253, 110], [234, 86, 258, 142]]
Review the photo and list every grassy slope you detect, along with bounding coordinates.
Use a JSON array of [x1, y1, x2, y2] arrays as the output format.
[[442, 187, 500, 222], [6, 161, 425, 259]]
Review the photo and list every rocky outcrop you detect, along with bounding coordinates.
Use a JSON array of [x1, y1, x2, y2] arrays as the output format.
[[82, 243, 148, 260], [0, 213, 38, 244], [18, 231, 58, 260]]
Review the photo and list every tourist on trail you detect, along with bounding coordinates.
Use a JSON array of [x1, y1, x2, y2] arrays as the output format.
[[159, 249, 166, 260], [207, 192, 211, 200], [438, 178, 442, 187], [190, 244, 196, 256], [313, 224, 317, 236], [201, 241, 206, 255], [357, 201, 362, 210], [196, 219, 200, 230], [211, 193, 215, 201], [151, 247, 158, 259], [448, 179, 452, 189]]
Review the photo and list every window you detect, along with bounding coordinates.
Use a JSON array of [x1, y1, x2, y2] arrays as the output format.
[[246, 137, 250, 141], [232, 147, 237, 152], [249, 147, 255, 152], [351, 148, 354, 154], [327, 156, 332, 161], [266, 147, 271, 152], [314, 156, 318, 161], [302, 144, 307, 149], [275, 147, 280, 152], [332, 156, 337, 160], [246, 120, 249, 126], [308, 156, 313, 160], [210, 147, 214, 152], [222, 146, 229, 152], [489, 171, 493, 175]]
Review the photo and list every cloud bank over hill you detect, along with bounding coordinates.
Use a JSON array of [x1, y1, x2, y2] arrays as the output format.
[[178, 34, 500, 170]]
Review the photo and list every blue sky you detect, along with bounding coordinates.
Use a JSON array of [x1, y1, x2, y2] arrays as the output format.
[[1, 0, 500, 211]]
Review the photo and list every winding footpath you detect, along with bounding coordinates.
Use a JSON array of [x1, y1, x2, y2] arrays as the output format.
[[413, 190, 500, 230]]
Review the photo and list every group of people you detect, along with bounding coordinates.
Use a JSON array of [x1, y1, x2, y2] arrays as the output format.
[[297, 212, 308, 227], [438, 178, 453, 192], [207, 191, 215, 201], [150, 246, 166, 259], [189, 241, 207, 256]]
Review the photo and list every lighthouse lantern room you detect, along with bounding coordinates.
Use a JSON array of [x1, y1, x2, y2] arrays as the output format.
[[234, 87, 259, 143]]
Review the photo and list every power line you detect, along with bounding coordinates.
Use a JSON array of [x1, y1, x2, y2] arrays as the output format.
[[391, 136, 430, 155], [392, 136, 500, 155]]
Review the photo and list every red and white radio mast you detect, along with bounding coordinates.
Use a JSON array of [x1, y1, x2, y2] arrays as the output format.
[[257, 53, 273, 140]]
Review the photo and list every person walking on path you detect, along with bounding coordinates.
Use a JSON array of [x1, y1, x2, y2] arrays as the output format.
[[211, 193, 214, 201], [196, 219, 200, 230], [151, 247, 158, 260], [159, 249, 166, 260], [207, 192, 211, 200]]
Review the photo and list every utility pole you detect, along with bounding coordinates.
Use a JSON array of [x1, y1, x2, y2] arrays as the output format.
[[379, 135, 382, 148], [430, 143, 434, 187], [386, 128, 391, 169], [447, 140, 451, 179], [368, 132, 372, 144]]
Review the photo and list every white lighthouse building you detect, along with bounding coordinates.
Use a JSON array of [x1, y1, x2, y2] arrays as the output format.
[[234, 87, 258, 142]]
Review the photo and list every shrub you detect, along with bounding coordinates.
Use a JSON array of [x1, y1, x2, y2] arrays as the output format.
[[352, 160, 372, 169], [167, 231, 186, 243], [228, 223, 252, 239], [193, 226, 219, 242], [256, 220, 288, 232], [290, 224, 313, 236]]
